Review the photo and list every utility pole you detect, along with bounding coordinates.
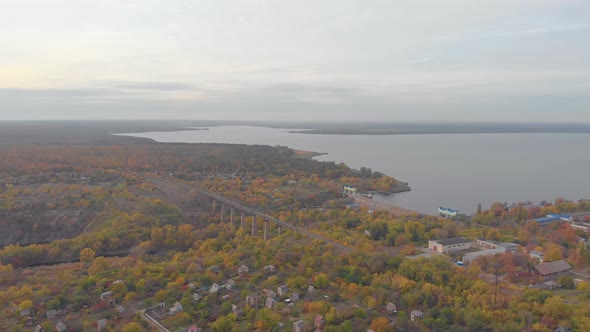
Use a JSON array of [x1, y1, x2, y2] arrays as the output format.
[[494, 263, 499, 309]]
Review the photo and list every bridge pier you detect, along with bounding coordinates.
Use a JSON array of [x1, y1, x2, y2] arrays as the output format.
[[230, 207, 234, 224], [192, 188, 351, 252]]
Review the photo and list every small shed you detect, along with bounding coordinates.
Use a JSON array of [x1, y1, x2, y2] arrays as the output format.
[[226, 279, 236, 290], [265, 297, 276, 309], [278, 285, 289, 297], [410, 310, 424, 322], [56, 321, 68, 332], [238, 265, 249, 275], [168, 302, 183, 316], [246, 295, 257, 307], [386, 302, 397, 314], [293, 320, 306, 332], [46, 309, 57, 319], [96, 319, 108, 331], [210, 283, 220, 293], [314, 314, 326, 329]]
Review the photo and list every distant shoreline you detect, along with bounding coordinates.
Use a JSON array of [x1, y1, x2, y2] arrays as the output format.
[[287, 128, 590, 135], [4, 119, 590, 137]]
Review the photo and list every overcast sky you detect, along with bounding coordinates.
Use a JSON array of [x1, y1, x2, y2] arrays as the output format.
[[1, 0, 589, 122]]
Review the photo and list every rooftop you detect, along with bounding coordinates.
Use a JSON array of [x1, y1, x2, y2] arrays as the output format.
[[439, 207, 459, 213], [464, 247, 507, 260], [531, 216, 563, 223], [535, 259, 572, 275], [433, 237, 471, 246]]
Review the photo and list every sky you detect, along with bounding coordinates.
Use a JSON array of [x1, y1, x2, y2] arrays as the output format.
[[1, 0, 589, 122]]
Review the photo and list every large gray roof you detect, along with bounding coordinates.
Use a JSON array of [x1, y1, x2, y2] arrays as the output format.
[[535, 259, 572, 275], [433, 237, 471, 246]]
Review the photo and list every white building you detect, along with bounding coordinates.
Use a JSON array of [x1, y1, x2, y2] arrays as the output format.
[[438, 207, 458, 218], [428, 237, 472, 253], [463, 247, 506, 263]]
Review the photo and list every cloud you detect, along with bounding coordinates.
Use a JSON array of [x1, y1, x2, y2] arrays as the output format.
[[489, 23, 590, 38], [99, 81, 198, 91]]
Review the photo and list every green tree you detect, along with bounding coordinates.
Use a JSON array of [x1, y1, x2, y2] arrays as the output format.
[[79, 247, 95, 264], [150, 227, 164, 249], [370, 222, 388, 241], [558, 275, 575, 289], [122, 322, 144, 332], [211, 314, 235, 332], [404, 221, 425, 242], [315, 273, 329, 289]]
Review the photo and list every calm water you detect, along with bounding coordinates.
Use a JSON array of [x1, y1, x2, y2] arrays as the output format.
[[120, 126, 590, 214]]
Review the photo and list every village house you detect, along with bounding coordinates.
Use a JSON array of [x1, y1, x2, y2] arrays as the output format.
[[308, 285, 316, 294], [530, 250, 544, 262], [231, 304, 244, 318], [410, 310, 424, 322], [265, 297, 276, 309], [238, 265, 249, 275], [246, 295, 257, 307], [263, 289, 277, 298], [116, 305, 126, 314], [34, 325, 44, 332], [100, 291, 113, 301], [277, 285, 289, 297], [46, 309, 57, 319], [19, 307, 31, 317], [264, 265, 276, 274], [293, 320, 306, 332], [428, 237, 472, 253], [187, 325, 201, 332], [56, 321, 67, 332], [386, 302, 397, 314], [535, 259, 573, 280], [314, 314, 326, 330], [193, 293, 201, 301], [168, 302, 183, 316], [96, 318, 108, 331], [226, 279, 236, 290], [210, 283, 220, 294], [291, 292, 300, 302], [237, 265, 249, 276]]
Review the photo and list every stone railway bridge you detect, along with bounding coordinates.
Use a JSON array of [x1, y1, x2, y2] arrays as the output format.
[[195, 188, 353, 253]]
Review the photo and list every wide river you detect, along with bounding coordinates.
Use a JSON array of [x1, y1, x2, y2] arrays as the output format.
[[121, 126, 590, 215]]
